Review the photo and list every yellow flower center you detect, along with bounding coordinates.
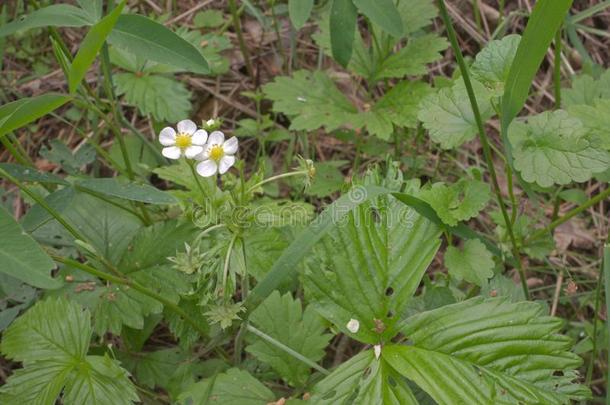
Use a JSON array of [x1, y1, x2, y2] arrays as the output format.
[[209, 145, 224, 162], [175, 133, 192, 149]]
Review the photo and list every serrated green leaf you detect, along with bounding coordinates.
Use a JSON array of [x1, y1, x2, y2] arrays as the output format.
[[310, 350, 417, 404], [108, 14, 209, 74], [562, 69, 610, 108], [68, 1, 125, 93], [509, 110, 610, 187], [305, 182, 441, 344], [418, 79, 493, 149], [247, 291, 331, 387], [385, 297, 590, 404], [397, 0, 438, 34], [353, 0, 403, 37], [0, 5, 92, 38], [176, 368, 275, 404], [330, 0, 358, 67], [375, 33, 447, 80], [445, 239, 494, 286], [119, 347, 188, 389], [193, 9, 225, 28], [262, 70, 362, 132], [567, 99, 610, 150], [0, 94, 72, 139], [114, 72, 191, 123], [471, 34, 521, 93], [0, 205, 60, 289], [76, 178, 177, 205], [39, 139, 96, 174], [289, 0, 314, 29], [419, 178, 491, 227], [491, 211, 554, 261], [0, 298, 138, 405]]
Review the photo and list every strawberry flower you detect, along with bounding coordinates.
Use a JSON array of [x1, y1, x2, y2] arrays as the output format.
[[159, 119, 208, 160], [195, 131, 238, 177]]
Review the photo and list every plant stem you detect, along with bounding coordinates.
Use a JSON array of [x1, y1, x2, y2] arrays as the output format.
[[228, 0, 255, 82], [604, 244, 610, 402], [553, 25, 563, 109], [1, 136, 33, 166], [188, 159, 207, 198], [51, 255, 208, 338], [222, 233, 238, 299], [437, 0, 529, 299], [246, 324, 330, 375], [585, 254, 604, 387], [528, 187, 610, 242], [247, 170, 309, 193]]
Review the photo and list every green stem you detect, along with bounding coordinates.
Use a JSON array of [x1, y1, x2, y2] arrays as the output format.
[[246, 324, 330, 375], [188, 159, 207, 198], [553, 25, 563, 109], [247, 170, 309, 193], [51, 255, 208, 338], [604, 245, 610, 402], [528, 187, 610, 242], [437, 0, 529, 299], [222, 234, 238, 299], [1, 136, 33, 166], [228, 0, 255, 82], [585, 254, 604, 387]]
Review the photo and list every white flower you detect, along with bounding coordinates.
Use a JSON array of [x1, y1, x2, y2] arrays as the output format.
[[159, 119, 208, 160], [374, 344, 381, 359], [195, 131, 238, 177], [346, 318, 360, 333]]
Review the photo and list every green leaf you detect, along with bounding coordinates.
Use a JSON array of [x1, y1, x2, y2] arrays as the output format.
[[289, 0, 314, 29], [262, 70, 362, 132], [75, 178, 178, 205], [352, 0, 403, 37], [114, 72, 191, 122], [375, 33, 447, 80], [0, 163, 68, 185], [39, 139, 96, 174], [384, 297, 590, 403], [0, 5, 92, 38], [419, 178, 491, 227], [418, 79, 493, 149], [68, 1, 125, 93], [193, 9, 225, 28], [305, 180, 441, 344], [0, 298, 138, 405], [562, 69, 610, 108], [176, 368, 275, 404], [567, 99, 610, 150], [77, 0, 103, 22], [119, 347, 188, 389], [108, 14, 209, 74], [0, 94, 72, 138], [310, 350, 417, 404], [444, 239, 494, 286], [365, 81, 432, 140], [247, 291, 331, 387], [0, 205, 60, 289], [509, 110, 610, 187], [330, 0, 358, 67], [471, 34, 521, 94], [397, 0, 438, 34], [501, 0, 573, 129]]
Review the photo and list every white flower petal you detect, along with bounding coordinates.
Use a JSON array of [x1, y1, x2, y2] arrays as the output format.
[[177, 119, 197, 135], [218, 155, 235, 174], [206, 119, 215, 126], [208, 130, 225, 145], [191, 129, 208, 145], [374, 345, 381, 360], [196, 159, 218, 177], [159, 127, 176, 146], [162, 146, 182, 159], [184, 145, 204, 159], [346, 319, 360, 333], [223, 136, 238, 155]]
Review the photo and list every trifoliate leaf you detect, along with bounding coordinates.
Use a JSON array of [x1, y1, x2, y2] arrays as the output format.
[[364, 81, 432, 140], [419, 178, 491, 227], [445, 239, 495, 286], [114, 72, 191, 123], [418, 78, 494, 149], [246, 291, 331, 387], [471, 34, 520, 94], [262, 70, 363, 132], [562, 69, 610, 108], [0, 298, 138, 405], [508, 110, 610, 187], [567, 99, 610, 150], [376, 33, 447, 80], [176, 368, 275, 404]]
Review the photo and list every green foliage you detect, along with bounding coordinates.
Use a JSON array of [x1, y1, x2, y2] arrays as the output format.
[[568, 99, 610, 150], [75, 178, 178, 205], [0, 205, 59, 288], [352, 0, 403, 38], [0, 94, 72, 139], [444, 239, 495, 286], [289, 0, 314, 29], [509, 110, 610, 187], [471, 34, 521, 93], [562, 69, 610, 107], [418, 79, 493, 149], [40, 139, 96, 174], [375, 33, 447, 80], [418, 178, 491, 227], [0, 5, 93, 38], [329, 0, 358, 67], [193, 10, 226, 28], [0, 298, 138, 404], [247, 291, 331, 387]]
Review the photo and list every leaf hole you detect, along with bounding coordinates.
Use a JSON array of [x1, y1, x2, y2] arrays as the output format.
[[385, 286, 394, 296], [386, 311, 394, 319]]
